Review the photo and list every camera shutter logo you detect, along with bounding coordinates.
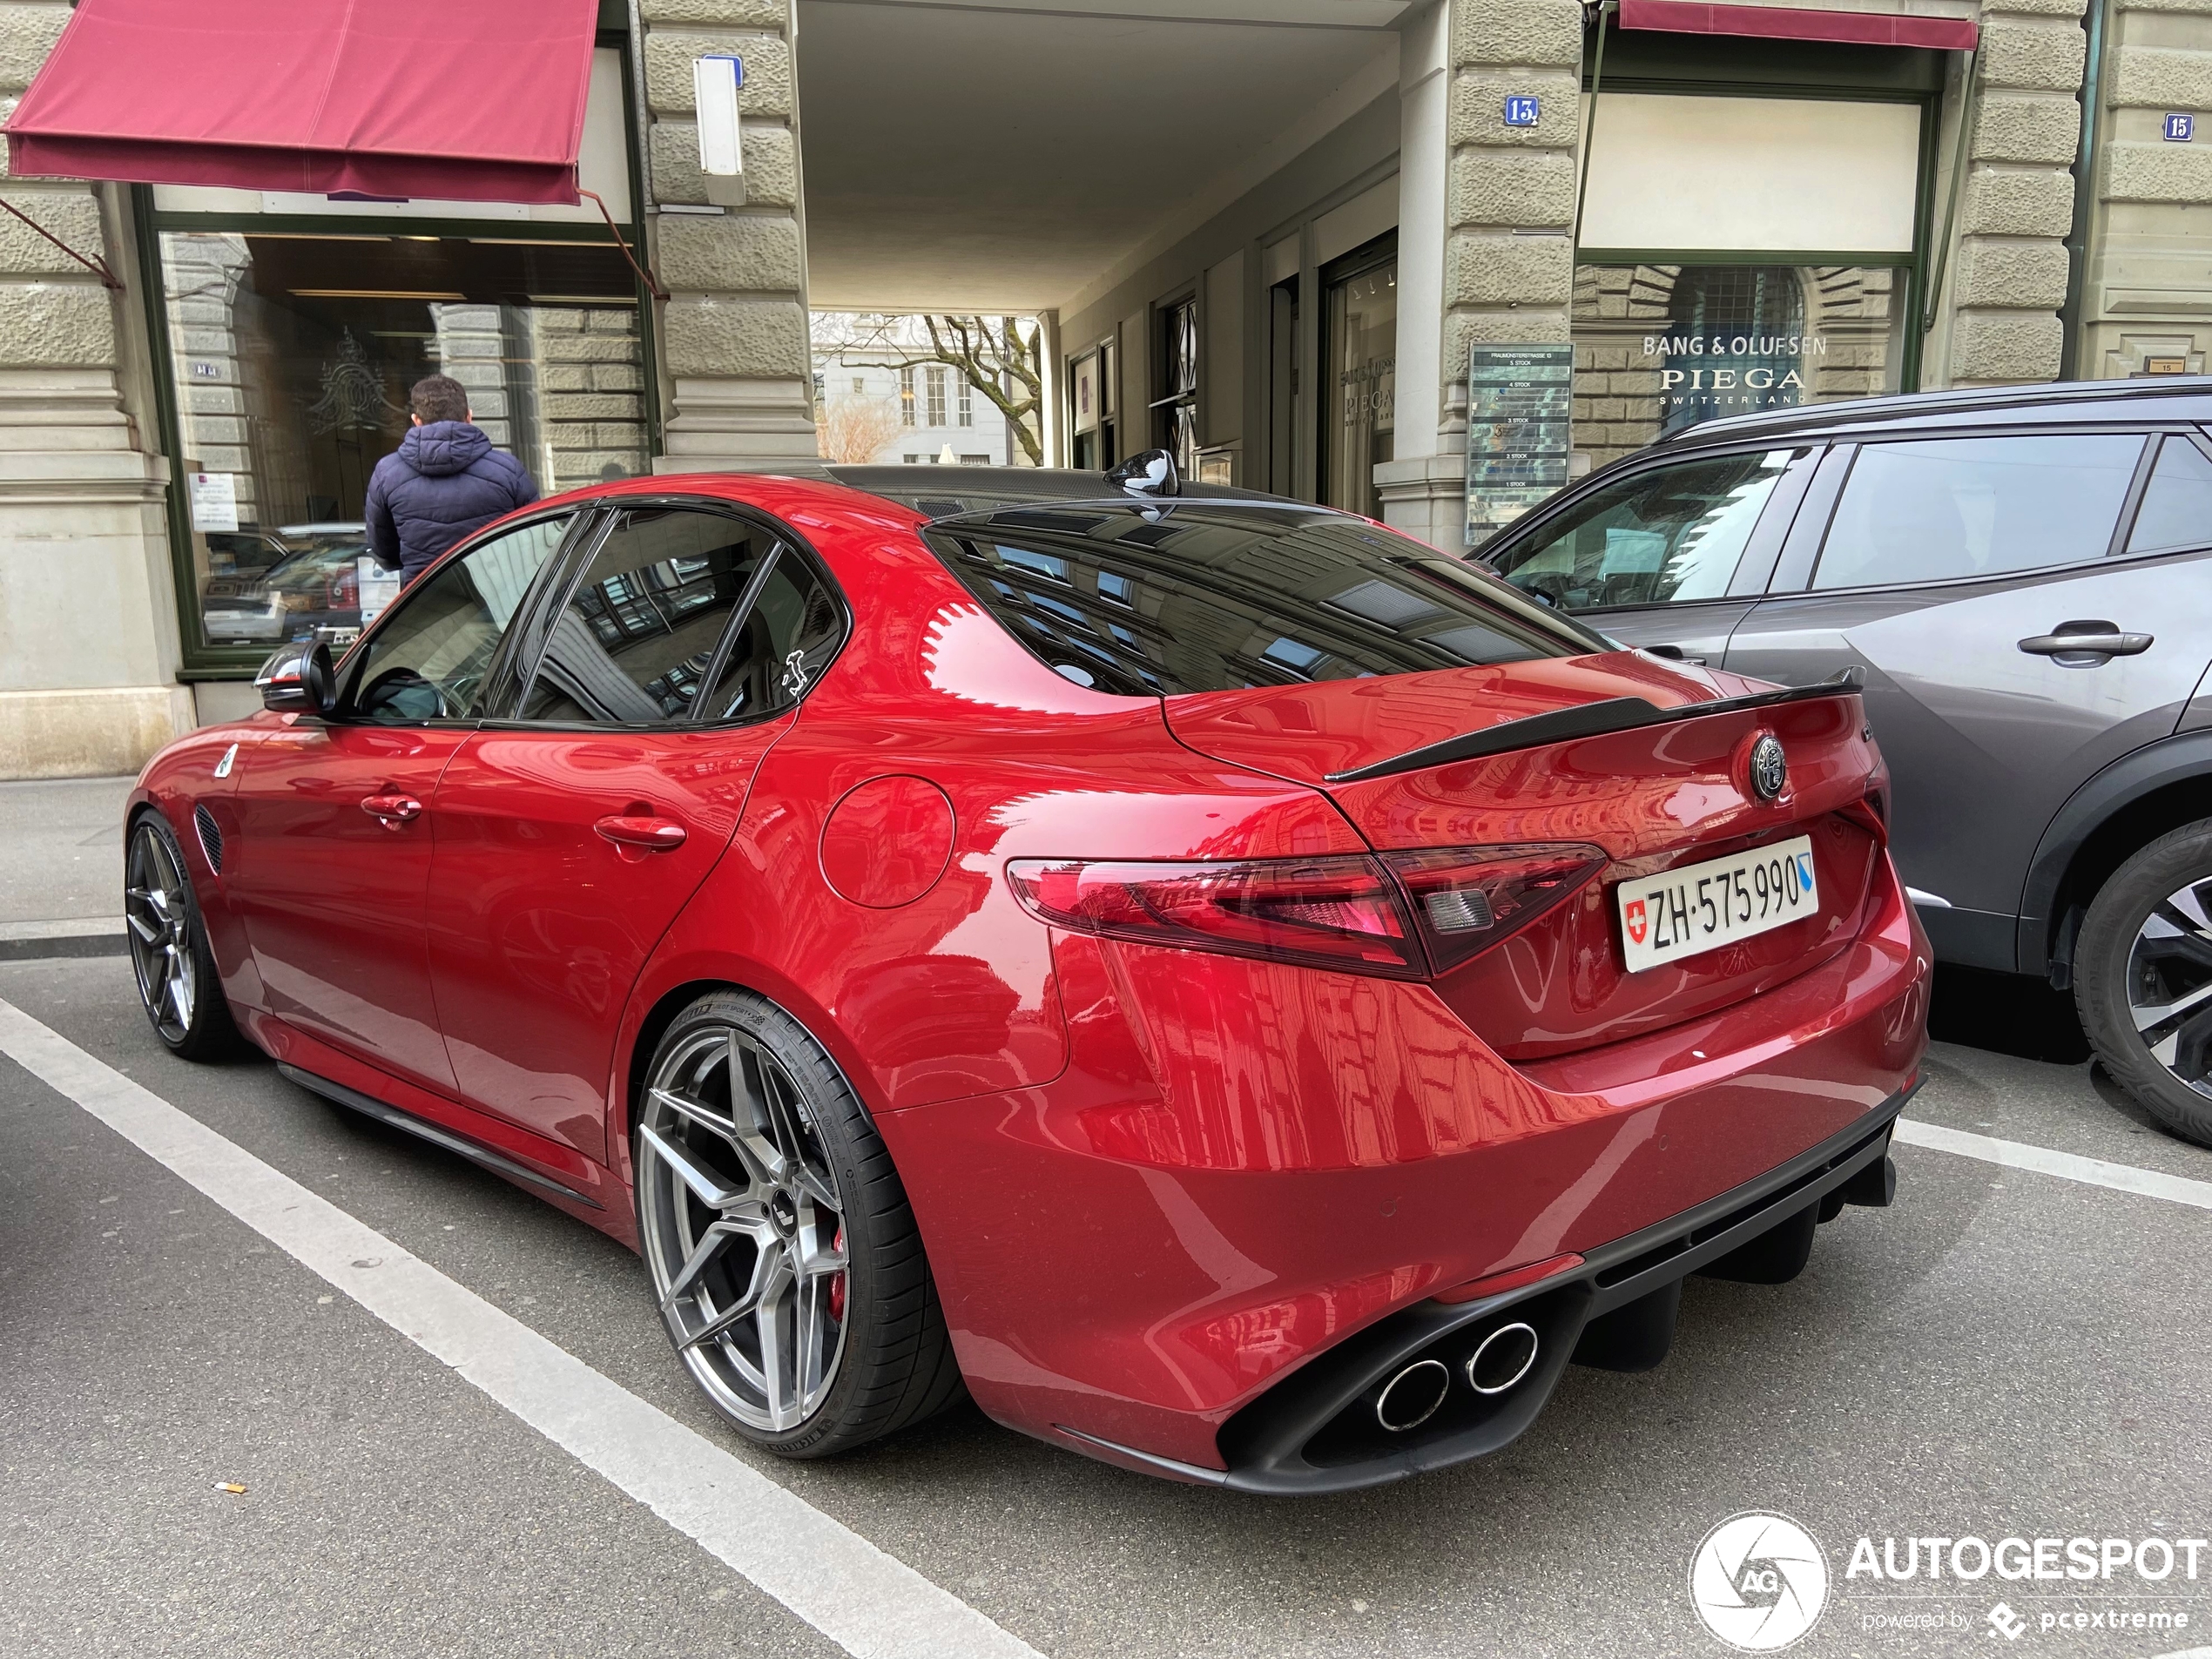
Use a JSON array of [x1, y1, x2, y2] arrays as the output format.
[[1689, 1513, 1830, 1651]]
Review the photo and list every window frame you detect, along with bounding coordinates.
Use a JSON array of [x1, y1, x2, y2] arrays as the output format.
[[1775, 425, 2212, 599], [1477, 442, 1824, 618], [489, 495, 853, 735], [138, 19, 659, 682]]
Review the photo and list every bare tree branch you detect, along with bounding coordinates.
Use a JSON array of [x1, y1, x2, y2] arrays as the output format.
[[813, 312, 1044, 465]]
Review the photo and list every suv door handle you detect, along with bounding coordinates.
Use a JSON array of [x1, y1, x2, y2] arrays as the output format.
[[1642, 643, 1709, 666], [2018, 624, 2153, 659], [360, 793, 422, 828], [594, 814, 687, 853]]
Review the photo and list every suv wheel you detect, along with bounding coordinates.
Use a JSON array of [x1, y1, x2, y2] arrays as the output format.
[[633, 989, 964, 1455], [2074, 819, 2212, 1147]]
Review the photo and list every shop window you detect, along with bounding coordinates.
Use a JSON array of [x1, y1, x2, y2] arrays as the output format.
[[1571, 263, 1905, 473], [158, 232, 648, 657], [1322, 241, 1396, 517], [1158, 296, 1199, 479]]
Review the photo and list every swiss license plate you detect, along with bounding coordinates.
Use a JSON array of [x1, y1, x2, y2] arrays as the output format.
[[1616, 835, 1818, 973]]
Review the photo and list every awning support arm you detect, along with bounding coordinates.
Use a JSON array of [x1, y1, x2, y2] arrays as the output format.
[[0, 193, 121, 290], [581, 187, 668, 302]]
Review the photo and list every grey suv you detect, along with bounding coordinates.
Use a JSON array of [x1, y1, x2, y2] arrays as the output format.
[[1479, 379, 2212, 1147]]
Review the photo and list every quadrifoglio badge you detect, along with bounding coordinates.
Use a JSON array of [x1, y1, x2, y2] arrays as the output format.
[[1690, 1514, 2209, 1649]]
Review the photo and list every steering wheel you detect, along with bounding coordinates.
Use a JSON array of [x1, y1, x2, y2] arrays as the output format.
[[360, 666, 453, 720]]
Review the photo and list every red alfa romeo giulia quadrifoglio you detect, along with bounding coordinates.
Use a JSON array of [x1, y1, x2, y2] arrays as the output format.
[[125, 457, 1928, 1493]]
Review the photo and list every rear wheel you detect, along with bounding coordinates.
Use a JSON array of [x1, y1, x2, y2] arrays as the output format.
[[633, 989, 962, 1456], [2074, 819, 2212, 1148], [125, 813, 239, 1061]]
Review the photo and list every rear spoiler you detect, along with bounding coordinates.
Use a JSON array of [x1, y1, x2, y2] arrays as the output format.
[[1323, 669, 1864, 786]]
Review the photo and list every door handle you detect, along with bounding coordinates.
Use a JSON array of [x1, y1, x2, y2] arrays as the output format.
[[1642, 643, 1709, 666], [360, 793, 422, 828], [594, 813, 687, 853], [2018, 624, 2153, 659]]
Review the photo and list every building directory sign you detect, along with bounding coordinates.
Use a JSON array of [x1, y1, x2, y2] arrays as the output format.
[[1465, 344, 1572, 548]]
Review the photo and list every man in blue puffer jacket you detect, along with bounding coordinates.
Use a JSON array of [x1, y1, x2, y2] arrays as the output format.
[[366, 374, 540, 585]]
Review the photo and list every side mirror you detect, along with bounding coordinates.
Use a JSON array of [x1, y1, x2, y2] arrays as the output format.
[[256, 639, 336, 715]]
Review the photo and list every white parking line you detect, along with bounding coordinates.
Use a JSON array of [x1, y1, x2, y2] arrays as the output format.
[[0, 998, 1042, 1659], [1895, 1117, 2212, 1211]]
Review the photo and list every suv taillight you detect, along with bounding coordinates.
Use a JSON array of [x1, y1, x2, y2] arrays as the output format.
[[1006, 843, 1605, 980]]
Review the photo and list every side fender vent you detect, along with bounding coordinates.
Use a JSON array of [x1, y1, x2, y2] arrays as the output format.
[[193, 803, 224, 873]]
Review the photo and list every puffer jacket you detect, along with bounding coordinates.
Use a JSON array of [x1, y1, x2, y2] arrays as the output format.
[[365, 421, 540, 583]]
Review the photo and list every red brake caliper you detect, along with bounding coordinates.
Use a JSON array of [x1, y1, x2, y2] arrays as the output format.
[[828, 1225, 847, 1323]]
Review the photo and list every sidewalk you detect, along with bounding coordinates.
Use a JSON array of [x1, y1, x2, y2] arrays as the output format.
[[0, 776, 134, 960]]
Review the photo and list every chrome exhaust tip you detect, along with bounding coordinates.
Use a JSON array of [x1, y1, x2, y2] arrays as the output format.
[[1373, 1358, 1451, 1432], [1465, 1321, 1540, 1396]]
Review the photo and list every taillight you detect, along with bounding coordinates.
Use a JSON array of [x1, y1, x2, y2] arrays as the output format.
[[1380, 844, 1607, 974], [1005, 840, 1607, 980], [1005, 856, 1423, 977]]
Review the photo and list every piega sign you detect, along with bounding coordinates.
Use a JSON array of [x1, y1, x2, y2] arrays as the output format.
[[1647, 332, 1825, 428]]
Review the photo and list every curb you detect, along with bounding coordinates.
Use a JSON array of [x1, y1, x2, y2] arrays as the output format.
[[0, 921, 131, 963]]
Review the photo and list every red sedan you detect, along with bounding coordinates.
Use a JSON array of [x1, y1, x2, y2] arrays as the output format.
[[125, 458, 1929, 1493]]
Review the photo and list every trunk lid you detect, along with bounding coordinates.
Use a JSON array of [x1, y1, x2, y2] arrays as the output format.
[[1163, 654, 1887, 1058]]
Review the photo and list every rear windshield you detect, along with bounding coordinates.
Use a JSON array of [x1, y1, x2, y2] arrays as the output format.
[[925, 504, 1608, 697]]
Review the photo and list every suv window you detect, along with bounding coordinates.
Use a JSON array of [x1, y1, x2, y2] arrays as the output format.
[[346, 515, 573, 724], [1487, 449, 1793, 613], [1812, 434, 2143, 590], [927, 502, 1606, 697], [2126, 435, 2212, 556], [518, 508, 779, 725]]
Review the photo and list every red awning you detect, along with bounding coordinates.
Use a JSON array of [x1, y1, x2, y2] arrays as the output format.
[[1619, 0, 1978, 49], [3, 0, 601, 206]]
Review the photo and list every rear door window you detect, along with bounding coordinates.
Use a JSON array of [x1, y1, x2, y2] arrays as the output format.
[[517, 508, 779, 725], [1486, 449, 1794, 613], [2125, 434, 2212, 556], [1811, 434, 2143, 590], [927, 504, 1606, 697]]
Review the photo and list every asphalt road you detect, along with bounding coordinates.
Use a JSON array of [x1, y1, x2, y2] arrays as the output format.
[[3, 953, 2209, 1659]]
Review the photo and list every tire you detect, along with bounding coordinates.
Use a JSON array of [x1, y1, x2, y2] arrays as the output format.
[[125, 811, 242, 1062], [2074, 818, 2212, 1148], [632, 989, 963, 1457]]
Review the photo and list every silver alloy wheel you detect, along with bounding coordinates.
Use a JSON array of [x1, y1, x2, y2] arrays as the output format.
[[637, 1024, 850, 1433], [2126, 873, 2212, 1100], [126, 821, 197, 1042]]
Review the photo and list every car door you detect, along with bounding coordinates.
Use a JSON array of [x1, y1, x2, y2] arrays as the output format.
[[224, 512, 578, 1094], [1482, 443, 1822, 662], [422, 502, 848, 1158], [1723, 428, 2212, 969]]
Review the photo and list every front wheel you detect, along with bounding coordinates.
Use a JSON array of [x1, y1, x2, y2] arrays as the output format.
[[633, 990, 963, 1456], [2074, 819, 2212, 1147], [125, 812, 241, 1061]]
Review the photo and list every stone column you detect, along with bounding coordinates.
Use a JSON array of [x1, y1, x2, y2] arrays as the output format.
[[637, 0, 820, 473], [2078, 1, 2212, 378], [1937, 0, 2087, 386], [0, 2, 187, 779], [1379, 0, 1580, 550]]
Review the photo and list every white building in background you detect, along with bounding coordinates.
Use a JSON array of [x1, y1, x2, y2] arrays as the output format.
[[814, 351, 1022, 467]]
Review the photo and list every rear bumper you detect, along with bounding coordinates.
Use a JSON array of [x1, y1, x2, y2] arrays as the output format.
[[1162, 1089, 1909, 1493], [876, 853, 1931, 1484]]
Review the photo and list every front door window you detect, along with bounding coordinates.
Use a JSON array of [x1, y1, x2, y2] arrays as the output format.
[[1487, 449, 1795, 613]]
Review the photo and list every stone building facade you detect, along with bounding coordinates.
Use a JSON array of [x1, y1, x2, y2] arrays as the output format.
[[7, 0, 2212, 779]]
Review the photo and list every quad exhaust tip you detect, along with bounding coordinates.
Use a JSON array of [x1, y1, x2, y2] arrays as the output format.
[[1466, 1322, 1540, 1396], [1373, 1359, 1451, 1432]]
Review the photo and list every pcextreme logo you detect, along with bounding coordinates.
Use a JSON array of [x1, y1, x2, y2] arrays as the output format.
[[1690, 1512, 1831, 1651]]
